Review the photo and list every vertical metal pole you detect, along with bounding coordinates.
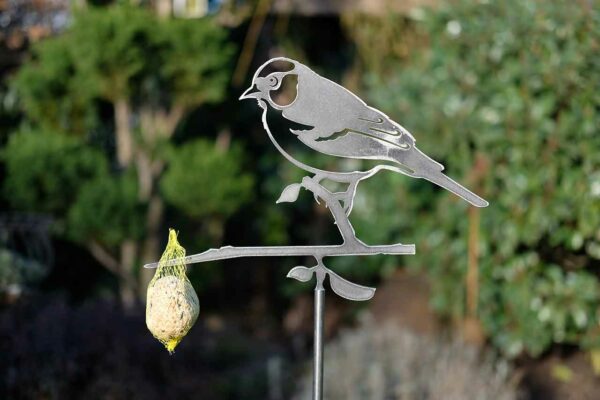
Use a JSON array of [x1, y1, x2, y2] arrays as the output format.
[[313, 281, 325, 400]]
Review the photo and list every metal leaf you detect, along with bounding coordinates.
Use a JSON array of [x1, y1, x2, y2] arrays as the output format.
[[287, 266, 314, 282], [276, 184, 302, 203], [328, 270, 375, 301]]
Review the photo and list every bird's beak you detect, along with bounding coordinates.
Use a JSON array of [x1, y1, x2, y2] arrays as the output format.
[[239, 84, 260, 100]]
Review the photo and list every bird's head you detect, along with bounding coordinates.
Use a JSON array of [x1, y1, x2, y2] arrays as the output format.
[[240, 57, 300, 108], [240, 72, 288, 101]]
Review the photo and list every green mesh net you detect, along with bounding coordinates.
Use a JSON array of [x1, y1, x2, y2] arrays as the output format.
[[146, 229, 199, 353]]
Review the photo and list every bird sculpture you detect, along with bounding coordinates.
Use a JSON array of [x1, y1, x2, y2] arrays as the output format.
[[240, 57, 488, 214]]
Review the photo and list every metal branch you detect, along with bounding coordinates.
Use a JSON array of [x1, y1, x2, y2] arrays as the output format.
[[144, 177, 414, 269], [143, 243, 414, 269]]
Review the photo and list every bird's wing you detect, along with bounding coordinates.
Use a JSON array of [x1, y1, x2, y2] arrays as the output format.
[[281, 66, 370, 133], [282, 65, 412, 144], [331, 106, 413, 144]]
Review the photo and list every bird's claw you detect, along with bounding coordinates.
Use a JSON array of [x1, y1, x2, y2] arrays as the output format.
[[306, 174, 359, 216], [313, 193, 321, 205], [338, 179, 359, 216]]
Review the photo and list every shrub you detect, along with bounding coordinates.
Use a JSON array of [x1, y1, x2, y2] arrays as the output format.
[[293, 315, 518, 399], [160, 139, 254, 219], [350, 0, 600, 357]]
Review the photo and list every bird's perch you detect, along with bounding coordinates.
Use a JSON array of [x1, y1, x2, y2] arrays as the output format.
[[144, 176, 415, 269], [143, 242, 415, 269]]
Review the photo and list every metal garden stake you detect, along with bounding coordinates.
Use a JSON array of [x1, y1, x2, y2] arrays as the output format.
[[145, 57, 488, 400]]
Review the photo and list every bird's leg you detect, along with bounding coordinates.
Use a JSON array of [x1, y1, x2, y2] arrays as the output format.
[[301, 176, 364, 246], [332, 178, 360, 216], [307, 174, 362, 216]]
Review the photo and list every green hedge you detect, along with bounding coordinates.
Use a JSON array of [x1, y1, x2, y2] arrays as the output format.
[[356, 0, 600, 357]]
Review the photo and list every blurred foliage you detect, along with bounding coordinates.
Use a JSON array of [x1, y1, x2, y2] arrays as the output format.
[[347, 0, 600, 357], [0, 296, 281, 399], [294, 315, 517, 399], [4, 3, 245, 301], [2, 130, 108, 216], [0, 248, 48, 294], [2, 129, 146, 247], [161, 139, 254, 218], [13, 4, 235, 133], [0, 0, 597, 379], [341, 11, 425, 74], [0, 81, 20, 143], [68, 173, 145, 247], [160, 18, 235, 107], [11, 38, 98, 135]]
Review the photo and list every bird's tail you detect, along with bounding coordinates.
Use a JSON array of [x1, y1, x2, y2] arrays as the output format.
[[419, 169, 488, 207], [389, 145, 488, 207]]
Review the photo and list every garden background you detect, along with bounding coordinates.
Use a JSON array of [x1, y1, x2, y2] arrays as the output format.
[[0, 0, 599, 398]]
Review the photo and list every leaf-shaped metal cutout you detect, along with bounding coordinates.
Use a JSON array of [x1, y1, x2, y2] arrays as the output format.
[[287, 266, 314, 282], [328, 270, 375, 301], [276, 184, 302, 203]]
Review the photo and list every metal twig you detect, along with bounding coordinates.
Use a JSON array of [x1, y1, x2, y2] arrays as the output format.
[[144, 178, 414, 269]]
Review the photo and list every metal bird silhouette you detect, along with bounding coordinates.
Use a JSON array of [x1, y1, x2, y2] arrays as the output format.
[[240, 57, 488, 214]]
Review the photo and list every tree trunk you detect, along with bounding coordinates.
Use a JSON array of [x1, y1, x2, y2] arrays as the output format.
[[136, 105, 186, 294], [466, 206, 480, 319], [113, 98, 138, 308], [106, 99, 185, 305], [463, 206, 484, 345], [114, 98, 134, 168], [136, 151, 154, 201], [139, 194, 165, 295], [119, 239, 139, 308], [463, 153, 488, 345], [156, 0, 172, 18], [216, 129, 231, 152], [87, 239, 139, 309]]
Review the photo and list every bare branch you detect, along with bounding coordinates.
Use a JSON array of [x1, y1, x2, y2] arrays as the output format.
[[164, 105, 185, 138], [87, 240, 138, 290], [114, 98, 134, 168]]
